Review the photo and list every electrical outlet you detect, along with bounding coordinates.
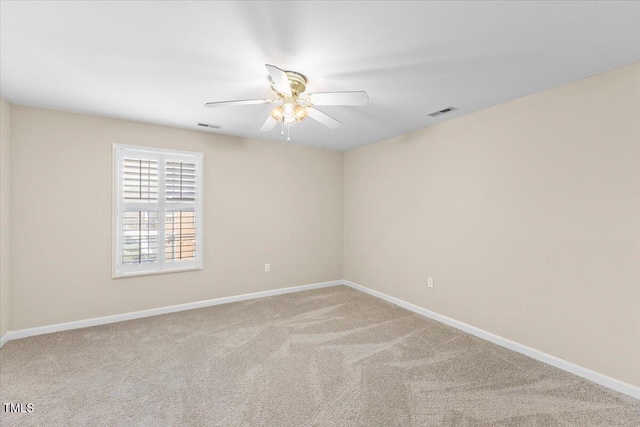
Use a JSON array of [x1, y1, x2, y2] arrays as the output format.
[[428, 277, 434, 288], [265, 263, 271, 272]]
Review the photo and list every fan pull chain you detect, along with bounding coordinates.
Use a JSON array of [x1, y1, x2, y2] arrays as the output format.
[[281, 120, 284, 137], [287, 124, 290, 142]]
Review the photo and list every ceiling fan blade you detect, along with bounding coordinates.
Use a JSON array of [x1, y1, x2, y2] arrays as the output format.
[[306, 107, 342, 129], [307, 91, 369, 106], [260, 116, 278, 132], [205, 99, 272, 107], [265, 64, 292, 96]]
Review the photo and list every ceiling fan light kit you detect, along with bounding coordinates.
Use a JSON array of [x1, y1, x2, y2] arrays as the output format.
[[205, 64, 368, 142]]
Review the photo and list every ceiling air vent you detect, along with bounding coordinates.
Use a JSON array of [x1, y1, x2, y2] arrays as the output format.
[[426, 106, 457, 118], [197, 123, 222, 129]]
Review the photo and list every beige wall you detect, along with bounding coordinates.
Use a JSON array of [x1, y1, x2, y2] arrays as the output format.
[[344, 63, 640, 387], [0, 99, 10, 336], [9, 106, 343, 330]]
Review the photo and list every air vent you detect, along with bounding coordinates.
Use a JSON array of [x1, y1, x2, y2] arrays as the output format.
[[426, 106, 458, 118], [197, 123, 222, 129]]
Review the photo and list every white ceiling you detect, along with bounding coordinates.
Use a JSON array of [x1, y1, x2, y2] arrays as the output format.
[[1, 1, 638, 151]]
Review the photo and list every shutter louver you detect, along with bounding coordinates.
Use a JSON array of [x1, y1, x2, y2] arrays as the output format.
[[123, 158, 158, 201], [165, 210, 196, 261], [122, 211, 158, 265], [166, 161, 196, 202]]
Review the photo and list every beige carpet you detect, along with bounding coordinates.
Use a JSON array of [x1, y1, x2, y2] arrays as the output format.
[[1, 285, 638, 426]]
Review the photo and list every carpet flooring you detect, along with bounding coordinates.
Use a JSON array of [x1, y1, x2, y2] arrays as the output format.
[[1, 285, 638, 426]]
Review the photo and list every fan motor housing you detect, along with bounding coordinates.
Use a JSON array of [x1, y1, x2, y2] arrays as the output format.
[[271, 71, 307, 97]]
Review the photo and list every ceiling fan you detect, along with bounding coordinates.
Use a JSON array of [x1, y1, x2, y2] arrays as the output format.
[[205, 64, 368, 140]]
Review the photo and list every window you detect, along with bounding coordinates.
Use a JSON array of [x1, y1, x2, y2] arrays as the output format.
[[113, 144, 203, 277]]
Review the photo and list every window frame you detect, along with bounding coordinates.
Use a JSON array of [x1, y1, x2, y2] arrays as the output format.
[[113, 144, 204, 278]]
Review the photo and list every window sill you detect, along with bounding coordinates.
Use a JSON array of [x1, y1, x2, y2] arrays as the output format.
[[112, 266, 203, 279]]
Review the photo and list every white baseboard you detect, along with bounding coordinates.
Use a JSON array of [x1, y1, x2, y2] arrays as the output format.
[[343, 280, 640, 400], [0, 280, 343, 345]]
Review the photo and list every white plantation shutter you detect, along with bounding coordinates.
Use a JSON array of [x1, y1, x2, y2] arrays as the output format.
[[121, 157, 159, 267], [166, 161, 196, 202], [123, 158, 158, 201], [114, 145, 203, 277], [164, 158, 197, 263], [165, 210, 196, 262], [122, 210, 158, 265]]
